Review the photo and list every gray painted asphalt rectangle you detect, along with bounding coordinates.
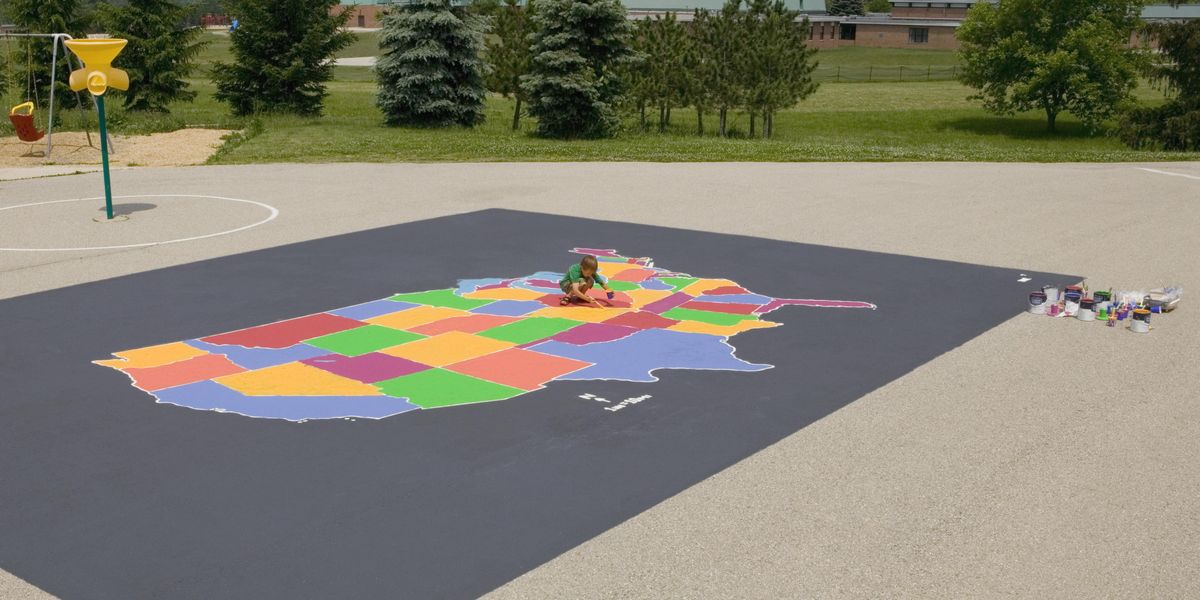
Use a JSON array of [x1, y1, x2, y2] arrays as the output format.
[[0, 209, 1076, 599]]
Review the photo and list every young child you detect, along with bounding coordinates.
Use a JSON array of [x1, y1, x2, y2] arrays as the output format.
[[560, 255, 615, 307]]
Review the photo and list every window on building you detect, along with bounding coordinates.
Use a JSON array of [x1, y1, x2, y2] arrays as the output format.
[[819, 23, 825, 39], [357, 14, 366, 27], [840, 24, 857, 40], [909, 27, 929, 43]]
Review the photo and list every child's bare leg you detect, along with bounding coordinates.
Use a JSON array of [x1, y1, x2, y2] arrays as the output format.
[[570, 282, 597, 305]]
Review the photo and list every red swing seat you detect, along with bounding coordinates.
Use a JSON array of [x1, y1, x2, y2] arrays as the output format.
[[9, 102, 46, 143]]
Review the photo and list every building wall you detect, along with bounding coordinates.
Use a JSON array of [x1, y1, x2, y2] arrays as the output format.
[[852, 24, 960, 50], [338, 4, 387, 28]]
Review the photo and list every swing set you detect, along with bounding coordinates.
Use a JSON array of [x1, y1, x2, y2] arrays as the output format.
[[2, 31, 105, 156]]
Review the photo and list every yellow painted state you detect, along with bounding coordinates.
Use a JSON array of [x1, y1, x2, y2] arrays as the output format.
[[216, 362, 381, 397], [380, 331, 515, 367], [679, 278, 739, 297], [594, 263, 645, 277], [528, 306, 629, 323], [64, 39, 129, 95], [95, 342, 207, 370], [623, 288, 674, 308], [366, 305, 470, 331], [463, 287, 546, 301], [667, 319, 779, 337]]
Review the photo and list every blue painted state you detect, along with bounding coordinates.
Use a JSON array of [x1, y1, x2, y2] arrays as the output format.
[[455, 278, 509, 295], [695, 293, 772, 305], [469, 299, 546, 317], [329, 299, 418, 320], [640, 278, 674, 291], [528, 328, 770, 382], [185, 340, 330, 370], [154, 380, 420, 421]]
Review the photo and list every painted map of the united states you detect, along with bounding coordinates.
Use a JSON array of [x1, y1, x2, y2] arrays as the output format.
[[96, 248, 876, 421]]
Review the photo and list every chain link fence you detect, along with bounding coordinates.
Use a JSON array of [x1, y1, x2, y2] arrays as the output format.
[[813, 65, 961, 83]]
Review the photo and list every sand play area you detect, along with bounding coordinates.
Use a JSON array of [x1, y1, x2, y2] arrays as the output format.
[[0, 128, 230, 168]]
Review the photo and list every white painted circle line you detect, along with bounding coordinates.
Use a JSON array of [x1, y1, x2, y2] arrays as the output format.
[[0, 194, 280, 252], [1137, 167, 1200, 181]]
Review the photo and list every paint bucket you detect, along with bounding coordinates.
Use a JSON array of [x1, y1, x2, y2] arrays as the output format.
[[1076, 297, 1096, 321], [1063, 289, 1082, 316], [1043, 285, 1060, 304], [1097, 305, 1108, 321], [1028, 291, 1048, 315], [1094, 290, 1112, 304], [1130, 308, 1151, 333], [1048, 303, 1062, 317]]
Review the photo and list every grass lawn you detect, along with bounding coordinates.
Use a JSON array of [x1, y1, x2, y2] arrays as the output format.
[[4, 40, 1196, 163]]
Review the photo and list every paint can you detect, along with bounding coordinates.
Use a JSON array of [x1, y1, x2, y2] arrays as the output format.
[[1063, 289, 1082, 316], [1043, 285, 1060, 304], [1076, 297, 1096, 321], [1094, 290, 1112, 304], [1130, 308, 1151, 333], [1028, 291, 1048, 315], [1048, 303, 1062, 317]]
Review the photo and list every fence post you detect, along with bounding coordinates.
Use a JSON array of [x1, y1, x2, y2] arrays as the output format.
[[837, 65, 840, 83], [927, 65, 931, 81], [869, 65, 873, 82], [899, 66, 903, 82]]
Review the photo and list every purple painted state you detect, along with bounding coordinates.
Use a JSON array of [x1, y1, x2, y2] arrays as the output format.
[[153, 380, 420, 421], [550, 322, 639, 345], [528, 328, 769, 382], [185, 340, 329, 370], [639, 278, 674, 291], [642, 292, 693, 314], [526, 279, 561, 289], [696, 293, 772, 305], [301, 352, 430, 383], [329, 299, 418, 320], [476, 279, 518, 291], [470, 300, 546, 317], [754, 298, 878, 314]]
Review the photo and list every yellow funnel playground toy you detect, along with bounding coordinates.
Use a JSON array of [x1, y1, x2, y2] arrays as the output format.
[[65, 38, 128, 220]]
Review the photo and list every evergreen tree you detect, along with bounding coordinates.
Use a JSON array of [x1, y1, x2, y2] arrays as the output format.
[[212, 0, 354, 116], [826, 0, 865, 17], [740, 0, 817, 138], [485, 0, 537, 130], [865, 0, 891, 12], [95, 0, 208, 112], [7, 0, 89, 109], [698, 0, 745, 137], [957, 0, 1143, 132], [642, 12, 689, 132], [377, 0, 489, 127], [623, 18, 654, 131], [683, 9, 713, 135], [522, 0, 633, 139]]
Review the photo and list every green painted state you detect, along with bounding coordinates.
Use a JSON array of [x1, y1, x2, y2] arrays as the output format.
[[606, 280, 640, 292], [660, 307, 759, 327], [477, 317, 583, 344], [375, 368, 525, 408], [390, 289, 494, 310], [659, 277, 699, 291], [305, 324, 426, 357]]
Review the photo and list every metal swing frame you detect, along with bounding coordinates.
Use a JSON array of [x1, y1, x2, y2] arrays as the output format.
[[2, 31, 112, 157]]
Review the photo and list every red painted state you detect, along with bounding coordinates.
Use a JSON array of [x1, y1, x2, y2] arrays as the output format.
[[611, 268, 656, 282], [447, 348, 592, 390], [603, 311, 681, 330], [201, 313, 364, 349], [702, 285, 750, 295], [680, 301, 758, 315], [409, 314, 520, 336], [127, 354, 246, 392]]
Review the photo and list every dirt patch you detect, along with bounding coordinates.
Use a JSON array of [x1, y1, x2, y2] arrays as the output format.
[[0, 128, 233, 167]]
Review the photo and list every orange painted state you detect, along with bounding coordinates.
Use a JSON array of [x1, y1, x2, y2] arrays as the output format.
[[126, 353, 246, 392], [447, 348, 592, 391], [409, 314, 520, 336]]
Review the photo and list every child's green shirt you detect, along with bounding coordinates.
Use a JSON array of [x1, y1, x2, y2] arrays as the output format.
[[560, 264, 608, 287]]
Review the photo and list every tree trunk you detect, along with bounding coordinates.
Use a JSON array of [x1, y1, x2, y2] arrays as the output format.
[[750, 112, 756, 137], [639, 101, 647, 132], [1046, 106, 1058, 133], [763, 110, 770, 139], [659, 103, 667, 133], [511, 97, 522, 131], [696, 109, 704, 136], [719, 107, 727, 137], [666, 106, 672, 127]]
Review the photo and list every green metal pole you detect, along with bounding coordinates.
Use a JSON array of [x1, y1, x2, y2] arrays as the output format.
[[96, 94, 114, 220]]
